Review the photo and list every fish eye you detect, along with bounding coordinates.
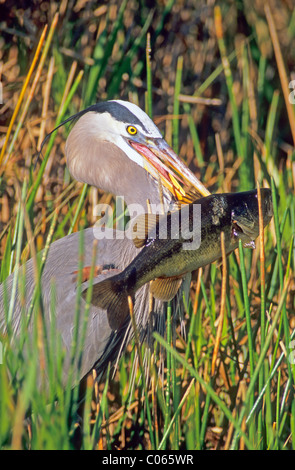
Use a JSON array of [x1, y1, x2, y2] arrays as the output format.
[[127, 125, 137, 135]]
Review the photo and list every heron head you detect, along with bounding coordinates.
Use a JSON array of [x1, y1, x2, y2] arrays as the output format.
[[41, 100, 210, 207]]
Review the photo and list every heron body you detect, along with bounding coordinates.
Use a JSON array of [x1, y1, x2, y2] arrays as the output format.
[[0, 100, 210, 385], [0, 227, 166, 382]]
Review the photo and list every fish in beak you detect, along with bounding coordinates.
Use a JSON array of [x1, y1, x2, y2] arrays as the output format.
[[85, 188, 273, 330], [129, 137, 210, 203]]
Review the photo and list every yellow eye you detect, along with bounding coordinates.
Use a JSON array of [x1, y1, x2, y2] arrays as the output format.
[[127, 125, 137, 135]]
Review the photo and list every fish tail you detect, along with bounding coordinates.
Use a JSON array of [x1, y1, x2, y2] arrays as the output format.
[[90, 278, 132, 331]]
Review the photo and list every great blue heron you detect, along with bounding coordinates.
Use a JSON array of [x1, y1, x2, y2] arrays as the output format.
[[0, 100, 210, 386]]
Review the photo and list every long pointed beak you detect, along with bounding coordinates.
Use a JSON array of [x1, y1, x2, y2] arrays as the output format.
[[129, 138, 210, 202]]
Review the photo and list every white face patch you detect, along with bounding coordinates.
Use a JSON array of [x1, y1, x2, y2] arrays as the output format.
[[81, 111, 145, 167], [112, 100, 162, 139]]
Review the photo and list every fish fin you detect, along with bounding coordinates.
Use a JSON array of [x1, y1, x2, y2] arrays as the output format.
[[132, 213, 159, 248], [150, 276, 184, 301], [83, 279, 131, 331], [215, 257, 223, 268]]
